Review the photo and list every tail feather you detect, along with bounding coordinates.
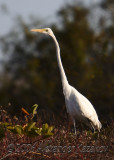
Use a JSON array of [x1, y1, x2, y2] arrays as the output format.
[[98, 120, 102, 132], [92, 120, 102, 132]]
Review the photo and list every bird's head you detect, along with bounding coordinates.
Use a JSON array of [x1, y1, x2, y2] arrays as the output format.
[[30, 28, 54, 37]]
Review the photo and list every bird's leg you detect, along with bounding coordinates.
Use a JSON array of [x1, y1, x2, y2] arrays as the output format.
[[73, 120, 76, 134], [68, 116, 73, 132], [68, 119, 71, 131], [90, 122, 95, 133]]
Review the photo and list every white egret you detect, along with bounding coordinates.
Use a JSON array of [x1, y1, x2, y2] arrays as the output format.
[[31, 28, 102, 133]]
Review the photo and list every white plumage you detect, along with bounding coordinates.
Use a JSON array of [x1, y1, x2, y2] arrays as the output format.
[[31, 28, 102, 133]]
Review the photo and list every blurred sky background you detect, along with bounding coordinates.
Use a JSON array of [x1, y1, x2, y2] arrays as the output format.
[[0, 0, 104, 61], [0, 0, 111, 63], [0, 0, 103, 36]]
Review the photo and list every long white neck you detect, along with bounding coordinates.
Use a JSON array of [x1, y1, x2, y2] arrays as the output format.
[[51, 34, 69, 90]]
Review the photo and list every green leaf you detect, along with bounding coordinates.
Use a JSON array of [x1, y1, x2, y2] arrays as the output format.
[[7, 126, 17, 134], [35, 128, 42, 136], [41, 124, 54, 138], [14, 125, 23, 134], [1, 122, 10, 127], [24, 122, 36, 132], [30, 104, 38, 116], [25, 127, 42, 137], [43, 132, 53, 139], [47, 126, 54, 133], [43, 132, 54, 139], [42, 123, 49, 134], [7, 125, 23, 134]]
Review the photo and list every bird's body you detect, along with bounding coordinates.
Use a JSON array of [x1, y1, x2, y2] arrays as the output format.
[[64, 84, 101, 132], [31, 28, 102, 133]]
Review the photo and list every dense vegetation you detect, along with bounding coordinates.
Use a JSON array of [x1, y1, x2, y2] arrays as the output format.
[[0, 105, 113, 160]]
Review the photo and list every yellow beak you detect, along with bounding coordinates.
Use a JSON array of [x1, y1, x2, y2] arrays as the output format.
[[30, 29, 45, 33]]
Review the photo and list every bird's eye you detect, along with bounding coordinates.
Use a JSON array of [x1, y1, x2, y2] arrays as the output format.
[[45, 29, 48, 32]]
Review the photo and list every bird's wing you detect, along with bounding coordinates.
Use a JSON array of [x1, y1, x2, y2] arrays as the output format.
[[71, 86, 99, 120]]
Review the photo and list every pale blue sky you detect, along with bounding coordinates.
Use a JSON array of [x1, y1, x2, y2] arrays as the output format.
[[0, 0, 70, 36], [0, 0, 109, 69], [0, 0, 102, 36]]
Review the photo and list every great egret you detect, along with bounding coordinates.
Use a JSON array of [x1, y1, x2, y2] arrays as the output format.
[[31, 28, 102, 133]]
